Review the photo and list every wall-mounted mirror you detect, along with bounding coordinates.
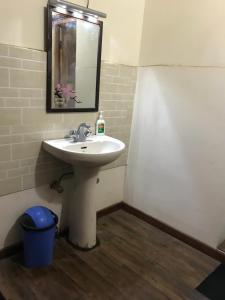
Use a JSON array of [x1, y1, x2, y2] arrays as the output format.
[[46, 2, 103, 112]]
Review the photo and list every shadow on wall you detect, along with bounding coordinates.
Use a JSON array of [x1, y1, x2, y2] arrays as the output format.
[[2, 143, 73, 249], [2, 176, 71, 249], [34, 147, 74, 232], [56, 177, 74, 231], [4, 219, 23, 249], [33, 146, 72, 193]]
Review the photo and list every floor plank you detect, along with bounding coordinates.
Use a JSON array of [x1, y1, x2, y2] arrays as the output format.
[[0, 210, 219, 300], [218, 239, 225, 253]]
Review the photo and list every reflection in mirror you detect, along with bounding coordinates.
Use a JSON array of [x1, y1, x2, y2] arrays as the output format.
[[47, 5, 103, 112]]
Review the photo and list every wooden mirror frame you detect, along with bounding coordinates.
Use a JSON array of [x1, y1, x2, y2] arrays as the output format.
[[46, 4, 103, 113]]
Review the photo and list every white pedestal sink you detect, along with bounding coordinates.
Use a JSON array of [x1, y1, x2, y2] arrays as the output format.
[[43, 135, 125, 249]]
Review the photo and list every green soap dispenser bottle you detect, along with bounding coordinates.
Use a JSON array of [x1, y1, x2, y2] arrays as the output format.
[[96, 111, 105, 136]]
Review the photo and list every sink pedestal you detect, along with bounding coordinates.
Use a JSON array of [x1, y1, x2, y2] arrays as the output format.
[[43, 135, 125, 250], [68, 167, 99, 249]]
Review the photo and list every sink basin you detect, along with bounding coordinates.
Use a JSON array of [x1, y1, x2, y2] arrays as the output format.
[[43, 135, 125, 167]]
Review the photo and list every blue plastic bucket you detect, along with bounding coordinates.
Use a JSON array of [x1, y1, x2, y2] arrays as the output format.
[[20, 206, 58, 268]]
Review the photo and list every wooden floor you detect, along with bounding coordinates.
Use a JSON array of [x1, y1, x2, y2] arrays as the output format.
[[218, 239, 225, 253], [0, 210, 219, 300]]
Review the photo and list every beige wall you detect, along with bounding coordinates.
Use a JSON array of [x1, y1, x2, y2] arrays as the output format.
[[0, 0, 145, 66], [91, 0, 145, 66], [139, 0, 225, 66]]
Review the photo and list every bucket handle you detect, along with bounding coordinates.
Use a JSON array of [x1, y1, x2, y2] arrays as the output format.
[[49, 210, 58, 226]]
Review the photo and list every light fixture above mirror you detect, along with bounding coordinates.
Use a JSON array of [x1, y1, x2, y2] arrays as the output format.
[[49, 0, 107, 20]]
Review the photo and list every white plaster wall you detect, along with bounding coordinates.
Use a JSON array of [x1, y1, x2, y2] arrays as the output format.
[[125, 0, 225, 249], [0, 0, 145, 66], [0, 166, 125, 249], [126, 67, 225, 248], [94, 166, 125, 211]]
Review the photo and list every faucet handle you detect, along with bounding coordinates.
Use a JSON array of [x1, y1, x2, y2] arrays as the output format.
[[84, 127, 92, 138], [64, 129, 77, 139], [64, 130, 73, 139], [69, 129, 75, 136], [78, 122, 91, 129]]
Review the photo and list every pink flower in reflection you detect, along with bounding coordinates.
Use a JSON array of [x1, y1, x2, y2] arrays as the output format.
[[55, 83, 75, 98]]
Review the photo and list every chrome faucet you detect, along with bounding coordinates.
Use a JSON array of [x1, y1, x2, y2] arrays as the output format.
[[67, 123, 92, 142]]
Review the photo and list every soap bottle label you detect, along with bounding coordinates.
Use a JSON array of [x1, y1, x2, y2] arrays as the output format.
[[98, 123, 105, 134]]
